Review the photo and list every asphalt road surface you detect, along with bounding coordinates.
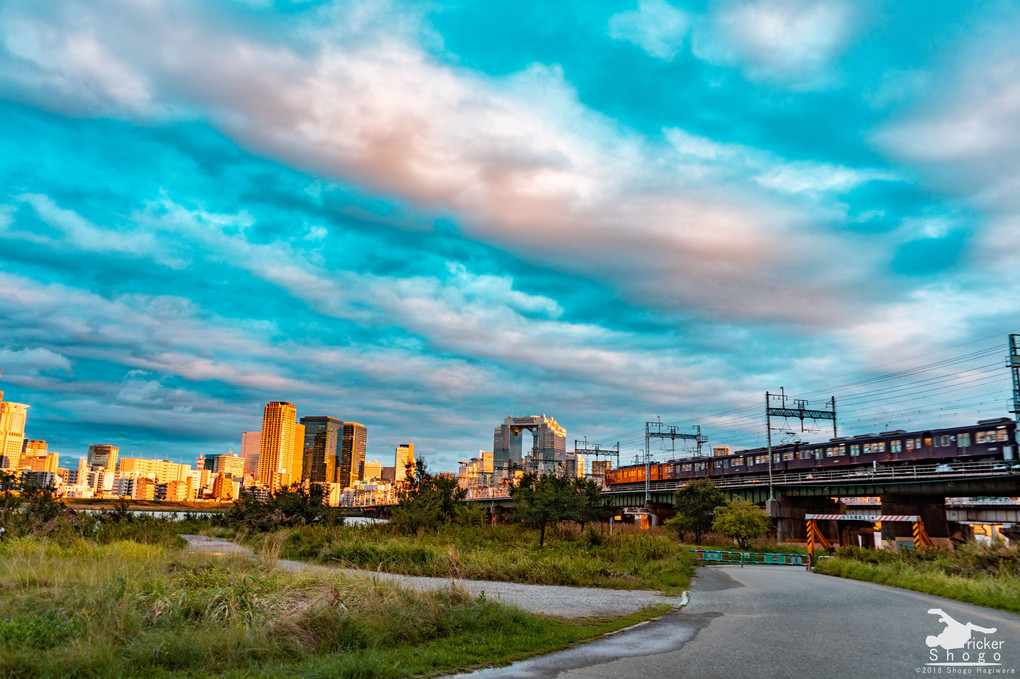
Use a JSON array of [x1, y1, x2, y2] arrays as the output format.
[[452, 565, 1020, 679]]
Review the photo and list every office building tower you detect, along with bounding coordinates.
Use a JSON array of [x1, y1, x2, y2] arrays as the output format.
[[492, 414, 566, 477], [87, 444, 119, 472], [0, 391, 29, 470], [118, 458, 191, 483], [23, 439, 47, 456], [257, 401, 298, 492], [241, 431, 261, 477], [394, 443, 415, 483], [338, 423, 367, 488], [291, 422, 305, 483], [362, 459, 382, 481], [299, 416, 343, 484], [204, 452, 245, 479]]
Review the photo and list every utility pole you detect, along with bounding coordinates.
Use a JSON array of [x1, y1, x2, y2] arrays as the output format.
[[1008, 334, 1020, 455], [765, 389, 837, 504], [644, 421, 707, 504], [573, 438, 619, 482]]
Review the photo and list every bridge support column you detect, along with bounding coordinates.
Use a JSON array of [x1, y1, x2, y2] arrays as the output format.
[[880, 495, 950, 547], [774, 496, 844, 544]]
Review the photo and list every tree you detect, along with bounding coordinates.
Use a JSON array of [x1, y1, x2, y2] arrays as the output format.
[[510, 473, 577, 548], [572, 477, 606, 532], [666, 479, 726, 544], [712, 499, 772, 549], [391, 459, 466, 535]]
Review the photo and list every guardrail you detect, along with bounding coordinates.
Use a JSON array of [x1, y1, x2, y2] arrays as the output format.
[[691, 549, 811, 570]]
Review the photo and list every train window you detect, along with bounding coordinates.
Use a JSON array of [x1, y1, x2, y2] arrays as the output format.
[[850, 444, 860, 456], [977, 432, 987, 444], [997, 429, 1009, 442], [773, 453, 781, 464], [681, 463, 692, 472], [863, 443, 872, 454], [939, 435, 950, 447], [815, 449, 824, 460], [799, 449, 811, 459], [891, 440, 901, 453], [783, 452, 794, 461], [958, 433, 970, 448], [873, 442, 885, 453], [731, 457, 742, 466], [906, 439, 914, 451], [836, 445, 845, 456], [923, 433, 932, 446]]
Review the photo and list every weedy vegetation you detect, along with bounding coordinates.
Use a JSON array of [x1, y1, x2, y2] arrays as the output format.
[[814, 542, 1020, 613]]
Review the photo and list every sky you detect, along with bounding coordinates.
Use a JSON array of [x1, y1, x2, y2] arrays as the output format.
[[1, 0, 1018, 472]]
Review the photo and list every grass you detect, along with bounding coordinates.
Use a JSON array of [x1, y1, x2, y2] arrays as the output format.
[[814, 542, 1020, 613], [0, 536, 673, 679], [246, 523, 696, 594]]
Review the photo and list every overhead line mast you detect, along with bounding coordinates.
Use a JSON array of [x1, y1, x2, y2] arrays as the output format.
[[644, 421, 706, 503], [765, 389, 837, 504]]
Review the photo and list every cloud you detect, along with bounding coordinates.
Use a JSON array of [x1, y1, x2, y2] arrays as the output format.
[[0, 347, 72, 378], [692, 0, 854, 85], [608, 0, 690, 61], [0, 0, 892, 327]]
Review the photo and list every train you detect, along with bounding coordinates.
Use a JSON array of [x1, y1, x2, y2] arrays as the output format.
[[604, 417, 1017, 487]]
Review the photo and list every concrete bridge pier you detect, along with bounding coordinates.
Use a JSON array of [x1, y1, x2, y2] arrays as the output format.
[[773, 496, 845, 544], [880, 494, 951, 546]]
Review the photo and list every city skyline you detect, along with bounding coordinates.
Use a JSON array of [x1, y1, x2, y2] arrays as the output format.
[[1, 2, 1019, 473]]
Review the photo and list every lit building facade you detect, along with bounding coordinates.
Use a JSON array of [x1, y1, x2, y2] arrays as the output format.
[[87, 444, 119, 472], [338, 423, 367, 489], [394, 443, 415, 483], [0, 391, 29, 470], [257, 401, 298, 492], [300, 416, 343, 484], [118, 458, 191, 483], [204, 452, 245, 479], [241, 431, 261, 478], [492, 415, 566, 477]]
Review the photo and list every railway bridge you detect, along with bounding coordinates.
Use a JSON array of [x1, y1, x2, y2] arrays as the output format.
[[601, 459, 1020, 544]]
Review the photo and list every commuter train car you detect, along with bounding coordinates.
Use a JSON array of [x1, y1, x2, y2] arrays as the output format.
[[604, 418, 1017, 488]]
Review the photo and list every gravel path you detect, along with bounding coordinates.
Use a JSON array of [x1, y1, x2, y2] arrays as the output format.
[[181, 534, 687, 618]]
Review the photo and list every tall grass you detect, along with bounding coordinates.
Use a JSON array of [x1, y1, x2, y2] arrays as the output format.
[[814, 542, 1020, 613], [248, 523, 695, 594], [0, 537, 670, 679]]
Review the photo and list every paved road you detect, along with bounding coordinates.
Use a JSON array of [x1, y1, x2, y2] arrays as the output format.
[[452, 565, 1020, 679], [180, 534, 686, 618]]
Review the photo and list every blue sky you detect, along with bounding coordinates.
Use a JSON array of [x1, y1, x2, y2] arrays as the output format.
[[1, 0, 1018, 471]]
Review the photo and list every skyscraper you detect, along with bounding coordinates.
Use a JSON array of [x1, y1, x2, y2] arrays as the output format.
[[338, 422, 366, 489], [240, 431, 261, 477], [299, 416, 343, 484], [87, 444, 119, 472], [0, 391, 29, 470], [291, 421, 305, 484], [394, 443, 415, 483], [257, 401, 298, 492]]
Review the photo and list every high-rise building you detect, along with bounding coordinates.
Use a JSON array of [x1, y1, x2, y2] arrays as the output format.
[[362, 459, 382, 481], [492, 415, 566, 477], [23, 439, 47, 456], [291, 422, 305, 484], [394, 443, 415, 483], [118, 458, 192, 483], [87, 444, 119, 472], [23, 452, 59, 473], [241, 431, 261, 477], [257, 401, 298, 492], [0, 391, 29, 470], [299, 416, 343, 484], [338, 423, 367, 488], [204, 452, 245, 479]]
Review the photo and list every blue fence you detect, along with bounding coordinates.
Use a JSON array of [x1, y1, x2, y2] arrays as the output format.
[[690, 549, 810, 568]]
